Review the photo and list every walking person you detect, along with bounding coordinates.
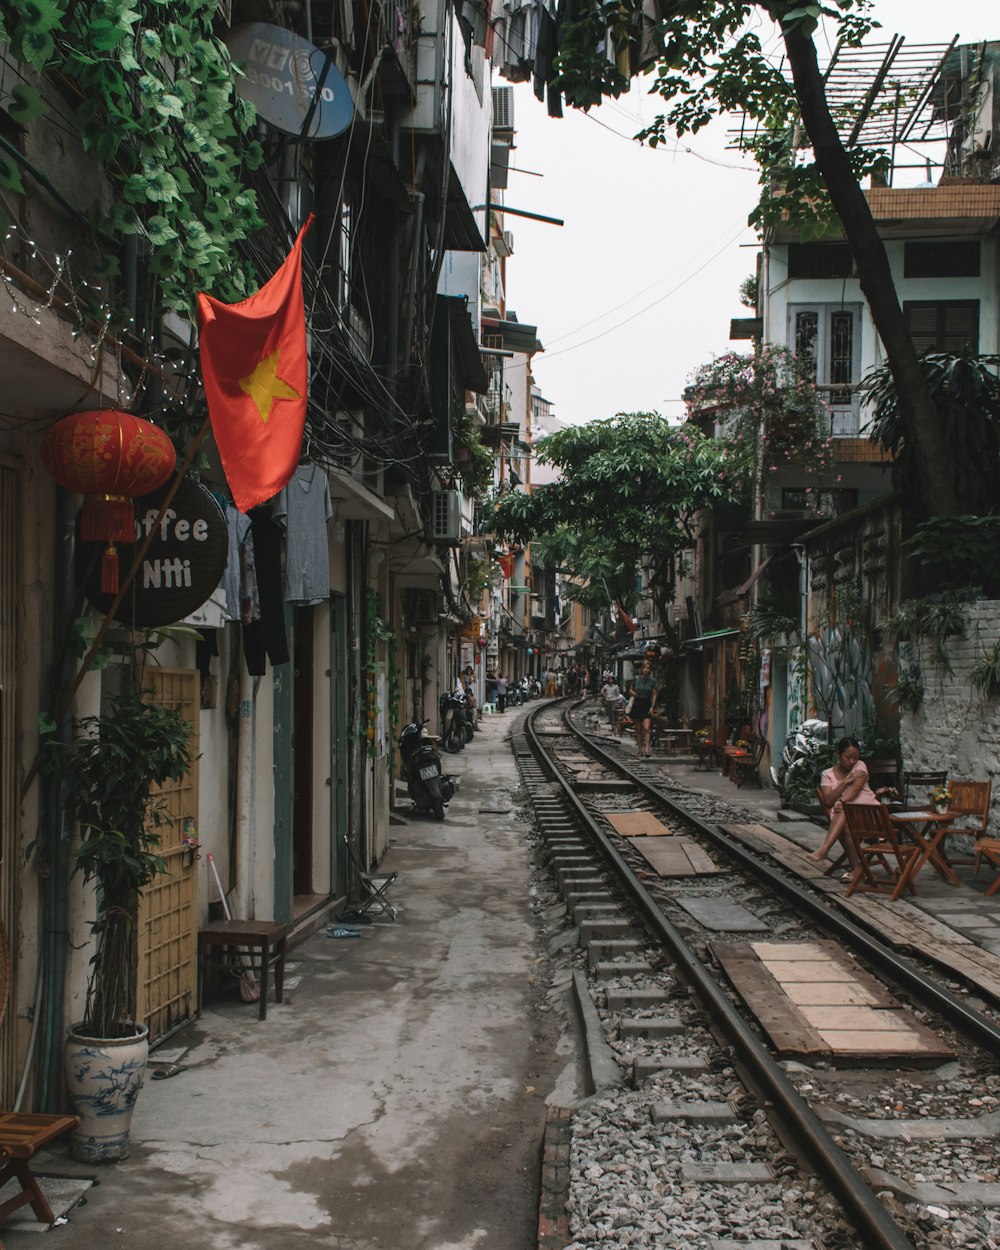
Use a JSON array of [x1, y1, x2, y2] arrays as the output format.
[[544, 666, 556, 697], [627, 661, 658, 758], [600, 673, 621, 726], [494, 671, 508, 713]]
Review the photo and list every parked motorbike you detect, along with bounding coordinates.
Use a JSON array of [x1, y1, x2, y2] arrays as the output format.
[[523, 675, 541, 699], [398, 718, 454, 821], [439, 690, 467, 754], [770, 718, 830, 808], [507, 682, 524, 707], [462, 690, 477, 742]]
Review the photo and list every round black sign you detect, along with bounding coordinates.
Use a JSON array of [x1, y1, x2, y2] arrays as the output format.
[[85, 479, 228, 627]]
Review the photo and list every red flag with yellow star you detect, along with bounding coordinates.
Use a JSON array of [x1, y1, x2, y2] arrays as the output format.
[[197, 215, 314, 512]]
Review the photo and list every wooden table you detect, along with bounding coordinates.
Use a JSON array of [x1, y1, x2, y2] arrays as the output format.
[[657, 727, 693, 755], [198, 919, 288, 1021], [889, 809, 960, 901]]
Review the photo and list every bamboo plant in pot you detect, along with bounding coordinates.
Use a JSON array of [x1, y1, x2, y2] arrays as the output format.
[[45, 650, 193, 1162]]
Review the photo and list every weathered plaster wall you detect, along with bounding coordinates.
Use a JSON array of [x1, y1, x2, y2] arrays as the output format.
[[900, 599, 1000, 834]]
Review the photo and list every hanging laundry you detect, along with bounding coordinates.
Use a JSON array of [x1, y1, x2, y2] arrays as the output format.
[[243, 503, 290, 675], [272, 463, 335, 605]]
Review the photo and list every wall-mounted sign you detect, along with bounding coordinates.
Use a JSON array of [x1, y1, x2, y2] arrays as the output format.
[[225, 23, 354, 140], [85, 479, 227, 628]]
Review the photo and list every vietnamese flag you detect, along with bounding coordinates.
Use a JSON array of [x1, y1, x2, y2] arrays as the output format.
[[197, 214, 314, 512]]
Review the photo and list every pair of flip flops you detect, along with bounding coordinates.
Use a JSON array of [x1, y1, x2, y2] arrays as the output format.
[[327, 925, 360, 939]]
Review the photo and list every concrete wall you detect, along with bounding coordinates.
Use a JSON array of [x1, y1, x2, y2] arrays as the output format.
[[900, 599, 1000, 833]]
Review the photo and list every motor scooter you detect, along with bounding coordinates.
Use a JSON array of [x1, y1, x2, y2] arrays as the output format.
[[398, 719, 454, 821], [462, 688, 478, 741], [507, 681, 524, 707], [770, 718, 829, 807], [439, 690, 467, 754]]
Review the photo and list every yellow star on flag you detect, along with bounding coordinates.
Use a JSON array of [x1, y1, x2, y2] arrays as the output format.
[[239, 348, 301, 423]]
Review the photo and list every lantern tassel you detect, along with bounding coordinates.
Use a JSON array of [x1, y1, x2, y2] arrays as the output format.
[[101, 545, 120, 595], [82, 494, 135, 544]]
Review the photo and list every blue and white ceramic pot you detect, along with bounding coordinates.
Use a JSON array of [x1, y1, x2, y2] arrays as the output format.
[[64, 1022, 149, 1162]]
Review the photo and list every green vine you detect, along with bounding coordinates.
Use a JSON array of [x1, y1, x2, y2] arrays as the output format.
[[450, 404, 495, 496], [364, 590, 395, 760], [1, 0, 264, 315]]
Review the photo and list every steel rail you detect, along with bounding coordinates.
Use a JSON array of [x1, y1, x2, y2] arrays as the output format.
[[524, 701, 916, 1250], [565, 708, 1000, 1057]]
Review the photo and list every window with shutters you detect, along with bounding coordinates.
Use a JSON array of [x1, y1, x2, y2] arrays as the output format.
[[904, 241, 980, 278], [903, 301, 979, 353], [788, 303, 862, 434]]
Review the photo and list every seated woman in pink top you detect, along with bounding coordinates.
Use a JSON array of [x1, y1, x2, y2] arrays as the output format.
[[810, 736, 896, 875]]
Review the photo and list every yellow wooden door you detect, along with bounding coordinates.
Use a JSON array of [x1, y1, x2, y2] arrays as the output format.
[[137, 667, 199, 1042]]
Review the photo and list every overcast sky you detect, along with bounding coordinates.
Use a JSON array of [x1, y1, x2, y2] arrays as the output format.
[[502, 1, 998, 428]]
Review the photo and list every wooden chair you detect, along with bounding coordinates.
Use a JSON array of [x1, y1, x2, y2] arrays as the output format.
[[865, 758, 900, 793], [0, 922, 79, 1241], [814, 787, 847, 876], [902, 769, 948, 808], [0, 1112, 82, 1233], [941, 779, 992, 865], [732, 738, 765, 788], [842, 802, 920, 899], [974, 837, 1000, 895]]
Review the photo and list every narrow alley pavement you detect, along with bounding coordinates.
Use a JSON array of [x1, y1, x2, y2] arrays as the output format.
[[5, 705, 573, 1250]]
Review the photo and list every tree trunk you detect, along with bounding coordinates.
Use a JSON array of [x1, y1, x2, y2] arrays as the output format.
[[778, 20, 960, 518]]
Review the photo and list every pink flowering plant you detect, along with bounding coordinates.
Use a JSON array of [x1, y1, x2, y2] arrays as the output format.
[[686, 345, 836, 502]]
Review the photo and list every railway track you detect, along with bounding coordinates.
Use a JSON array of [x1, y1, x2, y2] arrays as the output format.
[[521, 699, 1000, 1250]]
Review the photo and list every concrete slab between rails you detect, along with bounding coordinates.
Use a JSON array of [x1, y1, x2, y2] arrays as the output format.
[[710, 1241, 816, 1250], [651, 1100, 737, 1124], [818, 1106, 1000, 1139], [681, 1162, 773, 1185], [864, 1167, 1000, 1208], [571, 969, 623, 1095], [633, 1054, 710, 1084]]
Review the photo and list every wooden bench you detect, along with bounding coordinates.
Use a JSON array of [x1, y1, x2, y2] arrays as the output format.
[[0, 922, 79, 1241]]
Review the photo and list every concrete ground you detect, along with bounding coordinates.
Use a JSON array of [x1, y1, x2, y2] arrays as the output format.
[[3, 704, 574, 1250]]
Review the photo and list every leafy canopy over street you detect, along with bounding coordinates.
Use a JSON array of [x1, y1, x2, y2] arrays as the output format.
[[488, 414, 744, 651]]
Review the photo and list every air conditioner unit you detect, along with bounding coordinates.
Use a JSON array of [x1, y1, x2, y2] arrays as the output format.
[[492, 86, 514, 131], [431, 490, 463, 543]]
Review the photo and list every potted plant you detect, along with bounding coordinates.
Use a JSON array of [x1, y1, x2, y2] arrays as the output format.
[[43, 647, 193, 1162], [929, 783, 953, 815]]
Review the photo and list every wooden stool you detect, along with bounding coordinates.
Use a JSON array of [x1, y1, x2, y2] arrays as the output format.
[[198, 919, 288, 1021]]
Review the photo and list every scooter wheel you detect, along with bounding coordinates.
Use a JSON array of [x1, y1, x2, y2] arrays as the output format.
[[432, 793, 445, 820], [444, 726, 464, 754], [465, 722, 475, 743]]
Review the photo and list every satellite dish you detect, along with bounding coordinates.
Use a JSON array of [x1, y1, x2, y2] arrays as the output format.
[[225, 23, 354, 140]]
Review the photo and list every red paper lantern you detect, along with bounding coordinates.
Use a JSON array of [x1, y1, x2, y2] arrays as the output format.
[[41, 410, 176, 593]]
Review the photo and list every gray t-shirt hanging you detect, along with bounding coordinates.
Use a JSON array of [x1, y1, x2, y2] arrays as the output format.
[[272, 464, 334, 605]]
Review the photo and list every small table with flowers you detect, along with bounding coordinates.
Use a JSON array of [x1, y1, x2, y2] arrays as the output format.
[[693, 733, 714, 770], [888, 809, 960, 901]]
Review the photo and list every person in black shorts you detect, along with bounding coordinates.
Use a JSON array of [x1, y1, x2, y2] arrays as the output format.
[[627, 661, 658, 757]]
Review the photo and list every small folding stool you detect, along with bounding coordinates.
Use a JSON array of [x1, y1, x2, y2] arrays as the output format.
[[343, 835, 398, 920]]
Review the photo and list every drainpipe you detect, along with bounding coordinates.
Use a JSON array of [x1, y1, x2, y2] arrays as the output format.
[[234, 667, 257, 918], [38, 488, 77, 1109]]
